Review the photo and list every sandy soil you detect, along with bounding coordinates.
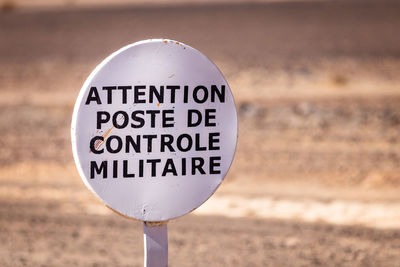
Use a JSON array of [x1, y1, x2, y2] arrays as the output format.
[[2, 199, 400, 267], [1, 0, 400, 266]]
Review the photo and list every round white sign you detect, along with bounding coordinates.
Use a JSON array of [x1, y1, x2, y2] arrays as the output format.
[[71, 39, 237, 221]]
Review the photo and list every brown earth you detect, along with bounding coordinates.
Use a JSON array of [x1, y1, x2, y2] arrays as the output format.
[[2, 199, 400, 267], [1, 0, 400, 266]]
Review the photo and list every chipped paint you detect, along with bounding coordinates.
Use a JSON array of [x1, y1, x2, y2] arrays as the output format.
[[93, 125, 114, 151], [168, 74, 175, 79], [90, 114, 125, 152], [162, 39, 186, 49]]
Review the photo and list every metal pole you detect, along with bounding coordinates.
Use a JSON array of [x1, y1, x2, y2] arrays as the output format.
[[143, 221, 168, 267]]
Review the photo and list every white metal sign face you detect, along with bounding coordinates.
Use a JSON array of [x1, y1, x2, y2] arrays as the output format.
[[71, 39, 237, 221]]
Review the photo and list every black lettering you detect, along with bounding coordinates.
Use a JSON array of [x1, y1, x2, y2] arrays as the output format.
[[210, 156, 221, 174], [192, 157, 205, 175], [143, 135, 157, 152], [182, 158, 186, 175], [183, 85, 189, 103], [126, 135, 140, 153], [163, 110, 174, 127], [211, 85, 225, 103], [188, 109, 202, 127], [85, 87, 102, 105], [90, 161, 107, 178], [162, 159, 178, 176], [118, 86, 132, 104], [97, 111, 110, 129], [146, 110, 160, 128], [139, 159, 144, 177], [195, 133, 206, 151], [150, 85, 164, 103], [160, 134, 175, 152], [106, 135, 123, 153], [131, 110, 145, 128], [103, 86, 116, 104], [113, 111, 129, 129], [177, 134, 193, 152], [205, 109, 216, 127], [113, 160, 118, 178], [147, 159, 161, 177], [90, 136, 104, 154], [193, 86, 208, 103], [134, 86, 146, 103], [166, 85, 179, 103], [123, 160, 135, 178], [209, 132, 220, 150]]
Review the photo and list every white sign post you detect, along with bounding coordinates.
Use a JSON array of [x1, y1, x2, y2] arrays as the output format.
[[71, 39, 237, 266], [144, 222, 168, 267]]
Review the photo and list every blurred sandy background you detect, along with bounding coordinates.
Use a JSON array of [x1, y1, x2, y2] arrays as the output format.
[[0, 0, 400, 266]]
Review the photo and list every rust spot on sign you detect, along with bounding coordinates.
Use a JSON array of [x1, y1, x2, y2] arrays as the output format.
[[168, 74, 175, 78]]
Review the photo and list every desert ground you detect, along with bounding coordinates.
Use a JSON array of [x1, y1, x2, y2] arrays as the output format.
[[0, 0, 400, 266]]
